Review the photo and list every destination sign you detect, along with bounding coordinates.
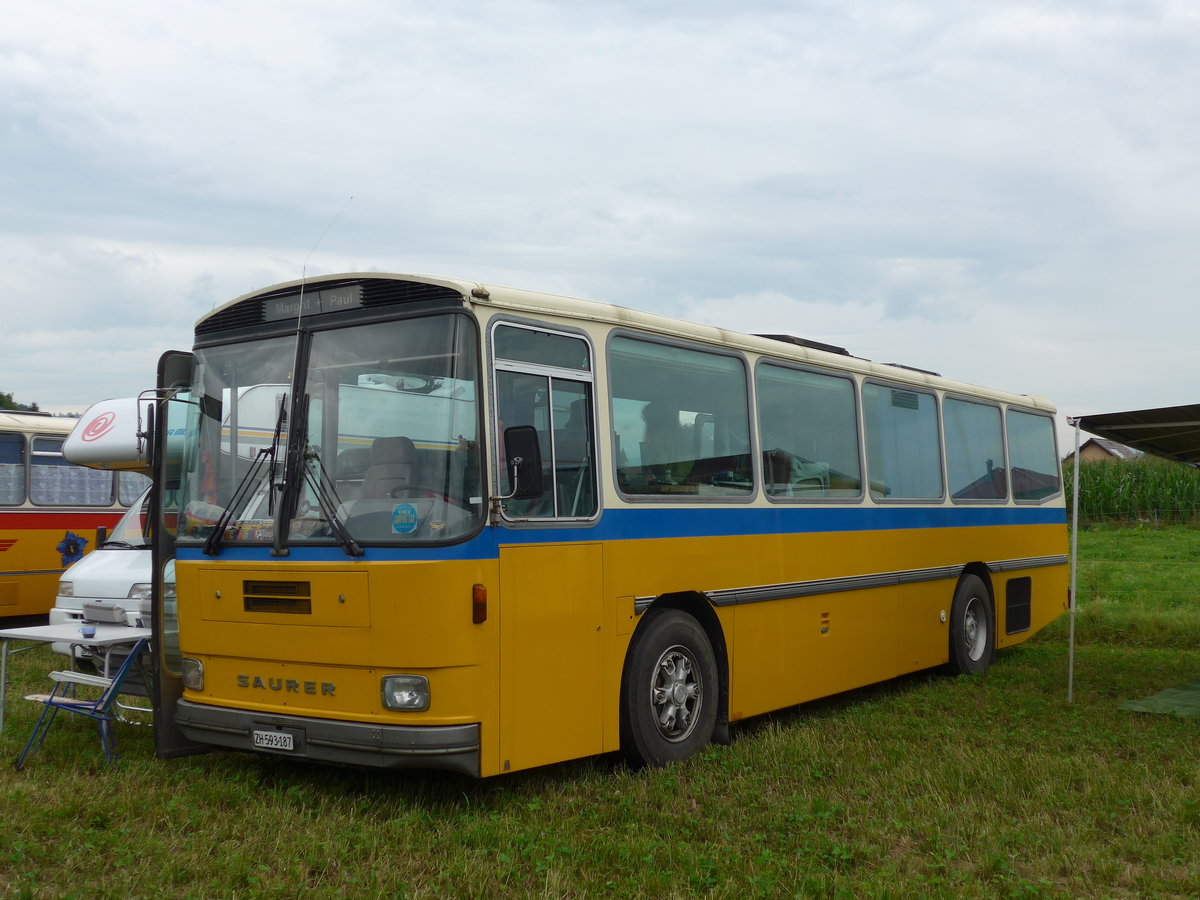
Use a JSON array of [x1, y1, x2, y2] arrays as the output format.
[[264, 285, 363, 322]]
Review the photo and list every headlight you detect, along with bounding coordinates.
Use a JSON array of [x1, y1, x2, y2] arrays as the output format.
[[127, 583, 153, 601], [58, 581, 74, 598], [181, 657, 205, 691], [381, 675, 430, 711]]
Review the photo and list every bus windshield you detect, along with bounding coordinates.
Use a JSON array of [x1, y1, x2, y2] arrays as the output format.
[[177, 313, 483, 548]]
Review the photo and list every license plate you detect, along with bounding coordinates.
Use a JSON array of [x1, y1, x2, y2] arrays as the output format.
[[252, 729, 294, 752]]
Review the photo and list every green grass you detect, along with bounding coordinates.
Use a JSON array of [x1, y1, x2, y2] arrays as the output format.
[[3, 528, 1200, 899], [1073, 524, 1200, 649]]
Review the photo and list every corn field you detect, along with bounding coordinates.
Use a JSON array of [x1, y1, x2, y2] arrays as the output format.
[[1065, 457, 1200, 525]]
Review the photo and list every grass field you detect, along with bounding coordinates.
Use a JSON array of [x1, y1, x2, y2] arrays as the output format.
[[3, 526, 1200, 899]]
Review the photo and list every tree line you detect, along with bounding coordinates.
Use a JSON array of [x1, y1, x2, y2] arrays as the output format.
[[0, 391, 40, 412]]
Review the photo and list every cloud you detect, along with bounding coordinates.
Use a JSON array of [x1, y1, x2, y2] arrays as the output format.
[[0, 0, 1198, 430]]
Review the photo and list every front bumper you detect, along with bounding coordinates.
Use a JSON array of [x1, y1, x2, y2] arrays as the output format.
[[174, 699, 480, 776]]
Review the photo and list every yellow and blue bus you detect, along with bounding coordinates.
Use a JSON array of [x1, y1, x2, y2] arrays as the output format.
[[150, 273, 1068, 775], [0, 411, 149, 617]]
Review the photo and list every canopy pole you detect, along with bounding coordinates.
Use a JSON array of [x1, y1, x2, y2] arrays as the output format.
[[1068, 416, 1081, 703]]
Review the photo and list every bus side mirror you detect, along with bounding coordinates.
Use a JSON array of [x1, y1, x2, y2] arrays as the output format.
[[142, 402, 156, 468], [502, 425, 544, 500]]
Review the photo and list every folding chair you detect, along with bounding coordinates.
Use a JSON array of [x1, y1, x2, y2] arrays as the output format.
[[15, 637, 149, 769]]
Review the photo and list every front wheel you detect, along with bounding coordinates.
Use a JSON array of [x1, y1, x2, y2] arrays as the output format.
[[947, 574, 995, 675], [620, 609, 718, 768]]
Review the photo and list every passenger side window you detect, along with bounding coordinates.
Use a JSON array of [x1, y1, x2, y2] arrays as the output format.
[[757, 364, 861, 498], [494, 324, 597, 520], [30, 436, 114, 506], [945, 398, 1006, 501], [610, 337, 752, 498], [863, 384, 943, 500], [0, 433, 24, 504], [1007, 410, 1061, 501]]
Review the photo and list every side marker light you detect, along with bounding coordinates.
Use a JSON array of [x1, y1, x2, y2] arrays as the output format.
[[472, 584, 487, 624]]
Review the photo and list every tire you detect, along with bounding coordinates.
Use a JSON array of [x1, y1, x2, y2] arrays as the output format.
[[947, 574, 995, 675], [620, 609, 718, 768]]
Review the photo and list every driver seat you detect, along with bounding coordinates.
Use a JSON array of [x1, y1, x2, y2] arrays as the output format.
[[361, 436, 419, 498]]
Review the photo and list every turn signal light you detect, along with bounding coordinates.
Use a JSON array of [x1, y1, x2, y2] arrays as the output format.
[[472, 584, 487, 624]]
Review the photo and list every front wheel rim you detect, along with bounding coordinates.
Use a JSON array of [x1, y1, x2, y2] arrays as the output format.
[[649, 644, 703, 742]]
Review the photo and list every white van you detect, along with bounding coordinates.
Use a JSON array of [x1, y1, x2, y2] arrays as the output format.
[[48, 485, 153, 654]]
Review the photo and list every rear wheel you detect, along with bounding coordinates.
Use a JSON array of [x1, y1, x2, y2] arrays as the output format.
[[947, 574, 995, 674], [620, 609, 718, 768]]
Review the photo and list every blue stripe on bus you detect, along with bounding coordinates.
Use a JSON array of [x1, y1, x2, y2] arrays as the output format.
[[177, 504, 1067, 564]]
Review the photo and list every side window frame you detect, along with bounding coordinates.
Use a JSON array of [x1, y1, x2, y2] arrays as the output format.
[[30, 433, 116, 507], [1005, 407, 1063, 504], [755, 359, 864, 503], [943, 395, 1008, 504], [490, 318, 600, 525], [606, 330, 756, 504], [861, 380, 945, 504], [0, 432, 26, 506]]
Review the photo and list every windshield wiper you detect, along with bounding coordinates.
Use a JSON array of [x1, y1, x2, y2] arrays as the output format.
[[302, 449, 363, 557], [265, 391, 288, 516], [100, 540, 138, 550], [204, 392, 288, 556]]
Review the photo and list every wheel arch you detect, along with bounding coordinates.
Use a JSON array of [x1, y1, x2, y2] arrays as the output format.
[[958, 562, 995, 609], [628, 591, 731, 744]]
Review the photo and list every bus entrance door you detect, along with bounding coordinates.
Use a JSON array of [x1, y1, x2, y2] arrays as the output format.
[[497, 542, 604, 774]]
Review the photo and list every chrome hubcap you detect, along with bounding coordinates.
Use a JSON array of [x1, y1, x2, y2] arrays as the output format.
[[650, 645, 702, 742], [963, 596, 987, 661]]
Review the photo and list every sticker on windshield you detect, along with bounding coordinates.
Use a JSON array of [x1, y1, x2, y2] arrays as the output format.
[[391, 503, 419, 534]]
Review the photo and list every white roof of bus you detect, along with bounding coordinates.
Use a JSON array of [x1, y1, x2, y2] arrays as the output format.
[[200, 272, 1056, 413], [0, 411, 74, 433]]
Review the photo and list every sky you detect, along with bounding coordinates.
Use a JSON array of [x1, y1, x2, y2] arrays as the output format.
[[3, 1, 1199, 453]]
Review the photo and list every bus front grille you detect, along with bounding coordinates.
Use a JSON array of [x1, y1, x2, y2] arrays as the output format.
[[243, 580, 312, 614]]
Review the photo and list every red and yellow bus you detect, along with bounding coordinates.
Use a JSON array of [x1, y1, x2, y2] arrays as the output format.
[[149, 273, 1069, 775], [0, 411, 149, 617]]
